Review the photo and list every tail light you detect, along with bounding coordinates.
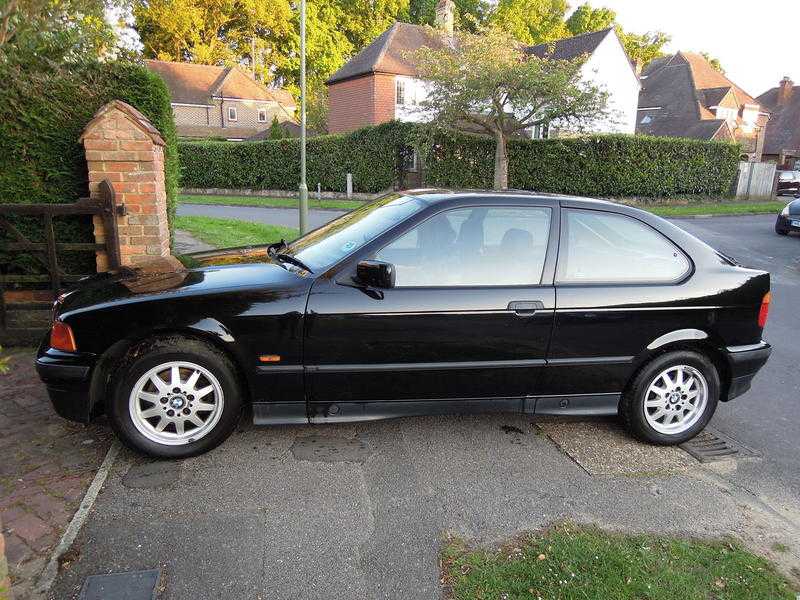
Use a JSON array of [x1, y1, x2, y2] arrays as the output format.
[[757, 292, 771, 329], [50, 321, 77, 352]]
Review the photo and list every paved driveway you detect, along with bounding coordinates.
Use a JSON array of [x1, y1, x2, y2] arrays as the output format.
[[176, 204, 345, 230], [48, 214, 800, 600]]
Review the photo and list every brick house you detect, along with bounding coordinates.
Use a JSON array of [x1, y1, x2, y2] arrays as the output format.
[[326, 0, 640, 137], [637, 52, 769, 160], [756, 77, 800, 168], [145, 60, 296, 141]]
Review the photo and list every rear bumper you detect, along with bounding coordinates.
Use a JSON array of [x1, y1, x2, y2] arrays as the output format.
[[724, 341, 771, 401], [35, 341, 96, 423]]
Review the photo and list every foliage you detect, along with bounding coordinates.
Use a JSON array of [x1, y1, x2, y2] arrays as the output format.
[[419, 128, 740, 198], [408, 0, 492, 32], [133, 0, 295, 83], [0, 346, 9, 375], [0, 0, 117, 67], [618, 28, 670, 66], [0, 59, 179, 277], [701, 51, 725, 73], [174, 216, 298, 248], [180, 121, 740, 199], [489, 0, 569, 45], [179, 120, 415, 193], [565, 3, 614, 35], [179, 194, 363, 211], [442, 524, 797, 600], [648, 201, 784, 217], [409, 26, 609, 188], [268, 116, 286, 140]]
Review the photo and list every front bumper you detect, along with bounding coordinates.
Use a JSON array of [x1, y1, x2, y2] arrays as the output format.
[[776, 214, 800, 231], [724, 341, 772, 401], [35, 340, 97, 423]]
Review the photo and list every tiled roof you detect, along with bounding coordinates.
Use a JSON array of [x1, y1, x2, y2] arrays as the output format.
[[757, 84, 800, 156], [525, 28, 613, 61], [327, 23, 446, 84], [145, 60, 296, 107], [637, 52, 761, 140]]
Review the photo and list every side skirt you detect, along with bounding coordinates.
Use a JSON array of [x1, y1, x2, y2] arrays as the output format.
[[250, 394, 620, 425]]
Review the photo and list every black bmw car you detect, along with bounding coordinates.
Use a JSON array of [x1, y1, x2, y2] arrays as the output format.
[[36, 191, 772, 458], [775, 197, 800, 235]]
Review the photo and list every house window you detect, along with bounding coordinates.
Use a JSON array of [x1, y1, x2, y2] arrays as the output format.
[[396, 79, 406, 106], [532, 123, 550, 139], [258, 108, 268, 123], [228, 106, 238, 121]]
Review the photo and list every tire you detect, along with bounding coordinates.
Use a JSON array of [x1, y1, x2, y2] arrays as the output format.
[[620, 350, 719, 445], [775, 225, 789, 235], [108, 336, 243, 458]]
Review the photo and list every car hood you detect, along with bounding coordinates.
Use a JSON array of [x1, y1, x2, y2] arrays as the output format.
[[57, 247, 305, 316], [786, 199, 800, 216]]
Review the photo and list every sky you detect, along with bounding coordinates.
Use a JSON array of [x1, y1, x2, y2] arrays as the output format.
[[596, 0, 796, 96]]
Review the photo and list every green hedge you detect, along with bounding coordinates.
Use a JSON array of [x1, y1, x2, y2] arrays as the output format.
[[180, 122, 739, 200], [179, 121, 414, 194], [0, 60, 178, 278], [422, 129, 740, 198]]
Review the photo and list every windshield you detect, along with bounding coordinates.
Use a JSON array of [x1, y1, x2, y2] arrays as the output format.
[[283, 194, 428, 272]]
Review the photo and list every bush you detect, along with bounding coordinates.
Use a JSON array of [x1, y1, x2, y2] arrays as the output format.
[[179, 121, 415, 194], [421, 129, 740, 198], [180, 122, 739, 200], [0, 60, 178, 278]]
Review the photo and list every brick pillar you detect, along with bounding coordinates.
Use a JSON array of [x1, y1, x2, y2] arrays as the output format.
[[80, 100, 171, 270]]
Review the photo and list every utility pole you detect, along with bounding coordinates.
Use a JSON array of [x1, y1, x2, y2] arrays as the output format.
[[298, 0, 309, 234]]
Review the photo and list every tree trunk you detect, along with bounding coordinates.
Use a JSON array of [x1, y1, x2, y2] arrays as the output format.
[[493, 129, 508, 190]]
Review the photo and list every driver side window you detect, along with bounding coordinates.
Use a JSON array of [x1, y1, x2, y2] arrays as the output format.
[[374, 206, 551, 287]]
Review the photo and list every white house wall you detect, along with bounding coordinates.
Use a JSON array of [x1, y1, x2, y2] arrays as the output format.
[[579, 33, 640, 134]]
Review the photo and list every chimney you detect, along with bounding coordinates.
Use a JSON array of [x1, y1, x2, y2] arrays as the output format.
[[434, 0, 455, 36], [778, 76, 794, 106]]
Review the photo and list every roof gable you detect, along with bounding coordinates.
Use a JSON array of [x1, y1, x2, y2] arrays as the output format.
[[757, 84, 800, 155], [525, 28, 613, 61]]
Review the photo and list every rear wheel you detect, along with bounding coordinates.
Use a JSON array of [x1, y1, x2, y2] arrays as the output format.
[[109, 337, 242, 458], [775, 224, 789, 235], [621, 350, 719, 445]]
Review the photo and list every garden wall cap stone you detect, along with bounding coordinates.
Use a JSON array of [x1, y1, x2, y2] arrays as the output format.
[[80, 100, 165, 147]]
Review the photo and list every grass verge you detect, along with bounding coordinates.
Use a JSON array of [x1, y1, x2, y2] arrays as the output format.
[[179, 194, 364, 211], [442, 524, 796, 600], [174, 216, 299, 249], [646, 201, 784, 218]]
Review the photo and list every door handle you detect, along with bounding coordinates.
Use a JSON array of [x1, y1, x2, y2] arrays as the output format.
[[508, 300, 544, 316]]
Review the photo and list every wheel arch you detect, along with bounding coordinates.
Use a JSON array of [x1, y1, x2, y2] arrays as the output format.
[[89, 322, 252, 417]]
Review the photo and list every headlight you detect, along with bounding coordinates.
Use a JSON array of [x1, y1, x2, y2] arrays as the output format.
[[781, 205, 790, 216]]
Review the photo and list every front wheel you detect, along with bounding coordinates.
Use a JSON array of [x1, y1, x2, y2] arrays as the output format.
[[109, 337, 243, 458], [621, 351, 719, 445], [775, 224, 789, 235]]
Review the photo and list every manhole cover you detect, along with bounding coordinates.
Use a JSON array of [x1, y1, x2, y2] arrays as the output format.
[[680, 428, 758, 463], [80, 569, 160, 600], [291, 436, 370, 463]]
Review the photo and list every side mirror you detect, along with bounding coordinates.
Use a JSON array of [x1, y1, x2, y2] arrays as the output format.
[[356, 260, 395, 289]]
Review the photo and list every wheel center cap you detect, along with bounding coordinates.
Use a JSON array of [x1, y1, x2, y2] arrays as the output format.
[[668, 392, 681, 404], [170, 395, 186, 410]]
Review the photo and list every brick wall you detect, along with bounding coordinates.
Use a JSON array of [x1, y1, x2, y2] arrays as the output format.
[[80, 100, 171, 270], [328, 73, 397, 133]]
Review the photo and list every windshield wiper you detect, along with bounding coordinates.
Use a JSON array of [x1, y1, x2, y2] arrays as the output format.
[[267, 238, 287, 257], [275, 253, 313, 273]]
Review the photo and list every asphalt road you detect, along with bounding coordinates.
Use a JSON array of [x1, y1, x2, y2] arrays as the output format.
[[49, 213, 800, 600], [176, 204, 345, 230]]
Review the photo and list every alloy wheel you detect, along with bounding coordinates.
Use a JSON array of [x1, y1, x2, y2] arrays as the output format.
[[643, 364, 708, 435]]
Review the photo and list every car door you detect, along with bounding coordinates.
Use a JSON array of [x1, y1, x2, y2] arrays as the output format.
[[540, 205, 696, 414], [303, 201, 559, 422]]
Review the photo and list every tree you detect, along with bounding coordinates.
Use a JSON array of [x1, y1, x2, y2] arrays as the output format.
[[408, 0, 492, 32], [0, 0, 116, 66], [133, 0, 294, 83], [268, 115, 285, 139], [700, 51, 725, 73], [565, 3, 614, 35], [490, 0, 569, 45], [617, 29, 669, 66], [410, 26, 608, 189]]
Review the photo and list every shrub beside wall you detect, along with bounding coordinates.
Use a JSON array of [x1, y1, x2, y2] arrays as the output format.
[[179, 121, 414, 194], [181, 123, 739, 199], [0, 60, 178, 277]]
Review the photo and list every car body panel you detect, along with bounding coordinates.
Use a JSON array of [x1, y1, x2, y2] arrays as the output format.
[[35, 191, 772, 428]]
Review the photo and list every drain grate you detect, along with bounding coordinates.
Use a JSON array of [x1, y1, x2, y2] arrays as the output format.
[[680, 428, 758, 463]]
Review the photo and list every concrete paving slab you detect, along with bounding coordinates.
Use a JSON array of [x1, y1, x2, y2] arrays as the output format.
[[537, 419, 697, 476]]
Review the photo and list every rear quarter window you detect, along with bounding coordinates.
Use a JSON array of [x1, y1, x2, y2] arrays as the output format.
[[556, 209, 691, 284]]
